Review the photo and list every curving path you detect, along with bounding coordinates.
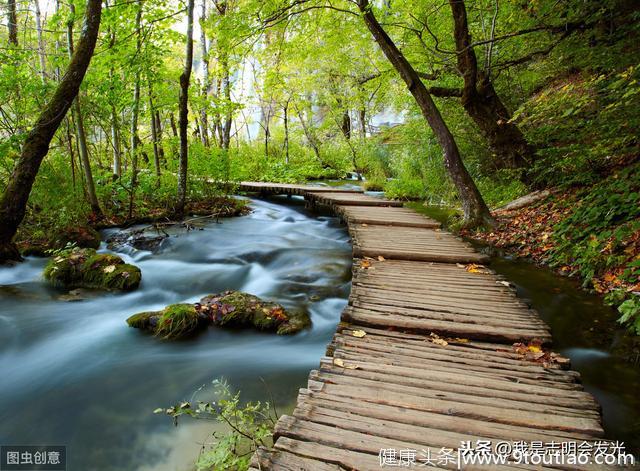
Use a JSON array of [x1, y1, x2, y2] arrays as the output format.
[[240, 182, 605, 470]]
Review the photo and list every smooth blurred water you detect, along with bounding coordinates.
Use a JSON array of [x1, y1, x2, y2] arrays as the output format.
[[0, 197, 351, 470]]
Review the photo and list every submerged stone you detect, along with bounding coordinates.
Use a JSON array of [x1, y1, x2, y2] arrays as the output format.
[[43, 248, 141, 291], [198, 290, 311, 335]]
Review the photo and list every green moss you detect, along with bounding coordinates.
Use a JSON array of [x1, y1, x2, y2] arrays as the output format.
[[126, 311, 157, 329], [200, 291, 311, 335], [43, 248, 141, 291], [155, 304, 203, 339], [127, 304, 204, 340]]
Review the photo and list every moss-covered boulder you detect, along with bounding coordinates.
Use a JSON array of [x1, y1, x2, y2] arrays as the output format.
[[127, 304, 206, 339], [43, 248, 141, 291], [198, 290, 310, 335]]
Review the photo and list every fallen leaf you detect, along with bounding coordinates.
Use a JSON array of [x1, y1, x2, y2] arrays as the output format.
[[103, 265, 116, 273], [351, 330, 367, 338], [333, 358, 359, 369], [360, 260, 371, 269], [377, 255, 385, 261], [456, 263, 465, 268], [465, 263, 487, 274]]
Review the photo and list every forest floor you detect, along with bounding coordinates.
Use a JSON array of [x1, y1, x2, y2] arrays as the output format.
[[16, 196, 248, 257], [460, 167, 640, 343]]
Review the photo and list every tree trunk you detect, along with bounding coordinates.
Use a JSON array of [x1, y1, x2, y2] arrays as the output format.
[[296, 107, 322, 164], [170, 112, 178, 137], [199, 0, 210, 147], [357, 0, 493, 227], [283, 100, 289, 164], [155, 110, 165, 164], [6, 0, 17, 45], [148, 82, 161, 178], [359, 108, 367, 140], [34, 0, 46, 80], [110, 105, 121, 177], [449, 0, 533, 172], [221, 54, 232, 150], [176, 0, 195, 216], [0, 0, 102, 263], [67, 6, 102, 217], [128, 0, 142, 219], [341, 109, 351, 140]]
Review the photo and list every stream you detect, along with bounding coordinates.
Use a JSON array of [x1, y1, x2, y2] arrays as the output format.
[[1, 191, 638, 470], [0, 197, 352, 470]]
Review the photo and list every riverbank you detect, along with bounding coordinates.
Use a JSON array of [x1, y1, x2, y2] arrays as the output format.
[[15, 195, 248, 257], [459, 166, 640, 340]]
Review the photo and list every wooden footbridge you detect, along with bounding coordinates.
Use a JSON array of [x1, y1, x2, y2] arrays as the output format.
[[239, 182, 606, 470]]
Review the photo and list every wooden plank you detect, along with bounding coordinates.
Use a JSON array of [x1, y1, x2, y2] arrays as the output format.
[[343, 307, 552, 343], [273, 436, 385, 471], [336, 205, 440, 228]]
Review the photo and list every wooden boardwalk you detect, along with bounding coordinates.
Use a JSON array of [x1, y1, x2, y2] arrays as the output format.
[[239, 183, 606, 470]]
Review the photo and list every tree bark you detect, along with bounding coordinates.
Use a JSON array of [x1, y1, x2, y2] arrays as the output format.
[[199, 0, 210, 147], [283, 99, 289, 164], [110, 104, 121, 177], [67, 5, 102, 217], [6, 0, 17, 45], [128, 0, 142, 219], [176, 0, 195, 216], [449, 0, 533, 172], [34, 0, 46, 80], [155, 110, 165, 164], [148, 82, 161, 178], [0, 0, 102, 263], [357, 0, 493, 227]]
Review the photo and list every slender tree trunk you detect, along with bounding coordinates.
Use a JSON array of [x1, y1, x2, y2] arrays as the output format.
[[199, 0, 210, 147], [6, 0, 17, 45], [67, 6, 102, 216], [155, 110, 165, 164], [449, 0, 533, 172], [221, 55, 232, 150], [128, 0, 142, 218], [176, 0, 195, 216], [296, 107, 322, 164], [170, 112, 178, 137], [110, 105, 121, 177], [148, 82, 161, 178], [359, 108, 367, 140], [34, 0, 46, 80], [357, 0, 493, 227], [0, 0, 102, 263], [341, 109, 351, 140], [65, 117, 77, 188], [283, 100, 289, 164]]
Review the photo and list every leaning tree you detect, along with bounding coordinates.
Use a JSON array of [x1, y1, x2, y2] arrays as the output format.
[[0, 0, 103, 263]]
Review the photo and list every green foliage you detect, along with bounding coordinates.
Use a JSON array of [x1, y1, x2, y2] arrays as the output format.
[[548, 164, 640, 286], [617, 296, 640, 335], [513, 65, 640, 187], [156, 379, 276, 471]]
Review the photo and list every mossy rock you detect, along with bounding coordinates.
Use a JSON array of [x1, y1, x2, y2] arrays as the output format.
[[43, 248, 141, 291], [127, 304, 206, 340], [198, 290, 311, 335]]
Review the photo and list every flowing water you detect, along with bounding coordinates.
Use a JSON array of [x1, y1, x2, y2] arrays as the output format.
[[0, 197, 352, 470], [2, 191, 638, 469]]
